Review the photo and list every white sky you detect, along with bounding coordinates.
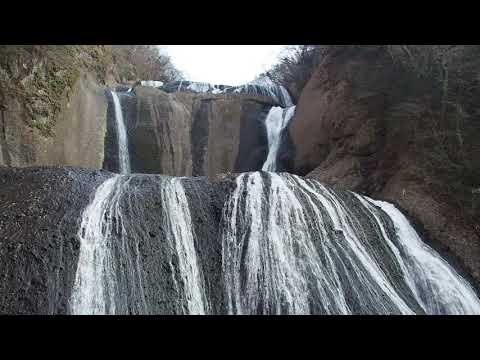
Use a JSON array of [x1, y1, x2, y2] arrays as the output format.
[[158, 45, 286, 85]]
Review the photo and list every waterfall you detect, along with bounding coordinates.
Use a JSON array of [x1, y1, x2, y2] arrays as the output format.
[[177, 80, 184, 93], [278, 86, 293, 107], [161, 80, 293, 107], [221, 172, 480, 314], [70, 175, 132, 315], [360, 196, 480, 314], [70, 170, 480, 315], [262, 106, 296, 171], [158, 177, 208, 314], [111, 91, 131, 174], [70, 175, 208, 315], [140, 80, 164, 88]]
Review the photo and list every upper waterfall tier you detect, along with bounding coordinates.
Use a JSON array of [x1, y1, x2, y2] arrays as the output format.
[[110, 91, 131, 174], [102, 85, 277, 177], [157, 80, 293, 108], [262, 106, 296, 171]]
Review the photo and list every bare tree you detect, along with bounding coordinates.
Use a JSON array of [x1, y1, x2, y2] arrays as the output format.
[[110, 45, 184, 83]]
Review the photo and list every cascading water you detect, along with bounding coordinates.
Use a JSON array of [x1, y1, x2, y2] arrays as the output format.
[[221, 172, 480, 315], [110, 91, 131, 174], [360, 196, 480, 314], [69, 91, 480, 315], [262, 106, 296, 171], [70, 175, 138, 315], [140, 80, 164, 88], [70, 175, 208, 315], [158, 177, 208, 314], [161, 80, 293, 107]]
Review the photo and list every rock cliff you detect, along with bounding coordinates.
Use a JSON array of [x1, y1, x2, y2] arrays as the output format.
[[288, 45, 480, 283], [103, 86, 277, 177], [0, 46, 116, 168]]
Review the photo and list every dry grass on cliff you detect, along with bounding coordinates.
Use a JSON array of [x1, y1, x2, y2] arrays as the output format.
[[260, 45, 324, 101], [387, 45, 480, 219], [0, 45, 114, 136], [0, 45, 184, 137], [267, 44, 480, 222]]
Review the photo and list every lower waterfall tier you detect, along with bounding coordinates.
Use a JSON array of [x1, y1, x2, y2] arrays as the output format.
[[0, 166, 479, 314]]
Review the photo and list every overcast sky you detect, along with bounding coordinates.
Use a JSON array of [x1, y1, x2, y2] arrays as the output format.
[[158, 45, 286, 85]]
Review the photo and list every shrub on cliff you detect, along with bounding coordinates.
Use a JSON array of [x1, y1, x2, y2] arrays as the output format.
[[269, 44, 480, 223], [259, 45, 324, 102], [0, 45, 114, 136], [0, 45, 184, 137], [385, 45, 480, 218]]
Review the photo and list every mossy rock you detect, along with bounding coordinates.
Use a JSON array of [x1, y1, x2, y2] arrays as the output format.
[[0, 45, 110, 137]]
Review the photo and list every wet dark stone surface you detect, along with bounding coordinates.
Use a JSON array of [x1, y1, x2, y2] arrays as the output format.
[[191, 100, 211, 177], [234, 102, 270, 173], [0, 166, 236, 314], [0, 166, 111, 314], [1, 166, 478, 314], [102, 90, 121, 173]]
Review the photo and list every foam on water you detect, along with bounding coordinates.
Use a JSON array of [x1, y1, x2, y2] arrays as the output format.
[[262, 106, 296, 171], [221, 172, 480, 314]]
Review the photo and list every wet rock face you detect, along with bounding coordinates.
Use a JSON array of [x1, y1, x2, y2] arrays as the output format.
[[108, 87, 276, 178], [103, 87, 193, 176], [181, 176, 233, 314], [0, 166, 235, 314], [131, 87, 193, 176], [0, 166, 110, 314], [234, 101, 271, 172], [191, 95, 273, 178], [102, 90, 121, 173], [2, 167, 478, 314]]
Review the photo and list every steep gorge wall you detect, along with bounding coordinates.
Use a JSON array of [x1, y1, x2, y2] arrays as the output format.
[[0, 72, 108, 168], [288, 45, 480, 283], [0, 46, 119, 169], [0, 46, 282, 177]]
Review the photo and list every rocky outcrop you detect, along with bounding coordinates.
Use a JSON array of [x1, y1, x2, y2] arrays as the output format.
[[106, 87, 276, 177], [132, 87, 193, 176], [190, 93, 274, 178], [0, 72, 108, 168], [0, 46, 119, 169], [103, 87, 194, 176], [288, 45, 480, 284]]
